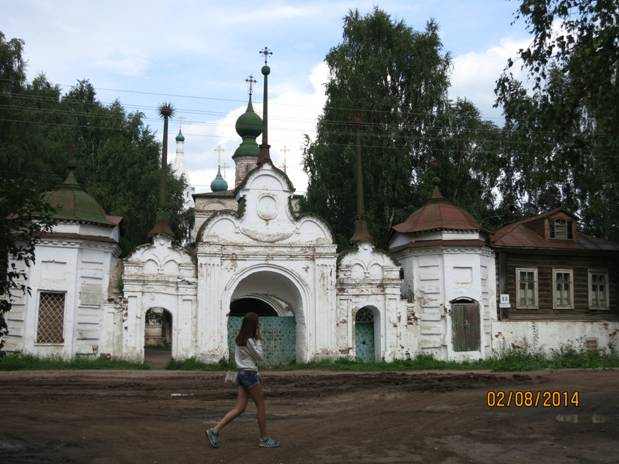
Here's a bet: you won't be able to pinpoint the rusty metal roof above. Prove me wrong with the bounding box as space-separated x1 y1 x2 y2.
392 187 481 234
492 209 619 251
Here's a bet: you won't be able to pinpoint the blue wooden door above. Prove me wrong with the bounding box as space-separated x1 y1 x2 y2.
355 322 375 362
228 316 296 366
355 307 375 362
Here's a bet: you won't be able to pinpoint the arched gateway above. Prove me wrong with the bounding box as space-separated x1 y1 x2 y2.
226 269 303 365
195 162 338 364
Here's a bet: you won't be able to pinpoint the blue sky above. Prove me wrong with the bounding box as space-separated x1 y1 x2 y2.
3 0 530 192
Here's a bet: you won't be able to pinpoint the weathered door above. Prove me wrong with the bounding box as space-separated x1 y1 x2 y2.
228 316 296 366
355 307 375 362
451 302 480 352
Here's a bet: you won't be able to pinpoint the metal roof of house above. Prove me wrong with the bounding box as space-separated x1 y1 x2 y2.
491 208 619 251
392 187 481 234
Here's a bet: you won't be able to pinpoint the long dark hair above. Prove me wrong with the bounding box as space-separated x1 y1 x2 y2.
235 312 260 346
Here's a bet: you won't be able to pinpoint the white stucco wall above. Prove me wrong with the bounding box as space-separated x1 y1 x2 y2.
391 230 497 361
197 162 338 363
491 320 619 355
5 221 120 358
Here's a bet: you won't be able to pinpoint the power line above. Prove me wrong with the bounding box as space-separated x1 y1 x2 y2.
4 101 607 141
1 78 509 123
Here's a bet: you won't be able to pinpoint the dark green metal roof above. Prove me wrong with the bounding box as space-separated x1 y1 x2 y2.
175 129 185 142
44 169 114 226
235 97 262 140
210 166 228 192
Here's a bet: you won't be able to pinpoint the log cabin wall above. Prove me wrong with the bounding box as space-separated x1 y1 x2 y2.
499 250 618 319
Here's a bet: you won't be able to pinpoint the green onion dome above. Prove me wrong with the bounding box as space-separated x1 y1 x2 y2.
210 166 228 192
43 167 112 225
234 96 263 143
175 129 185 142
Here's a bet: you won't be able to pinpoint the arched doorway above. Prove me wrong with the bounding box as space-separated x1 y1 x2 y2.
144 307 172 368
355 306 377 362
226 270 302 366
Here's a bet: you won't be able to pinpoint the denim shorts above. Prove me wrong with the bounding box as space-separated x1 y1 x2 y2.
237 369 261 391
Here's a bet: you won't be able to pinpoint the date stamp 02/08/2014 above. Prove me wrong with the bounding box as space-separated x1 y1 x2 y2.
486 390 582 408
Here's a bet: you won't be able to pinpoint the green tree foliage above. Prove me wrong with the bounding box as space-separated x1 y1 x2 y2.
495 0 618 240
0 33 55 348
302 9 503 249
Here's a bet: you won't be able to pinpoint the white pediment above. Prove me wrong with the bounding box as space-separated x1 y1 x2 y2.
125 235 195 278
201 163 333 246
338 242 400 282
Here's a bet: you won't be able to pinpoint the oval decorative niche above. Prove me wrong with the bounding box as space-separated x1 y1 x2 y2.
257 195 278 221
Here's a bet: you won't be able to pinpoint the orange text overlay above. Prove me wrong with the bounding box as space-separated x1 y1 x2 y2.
486 390 581 408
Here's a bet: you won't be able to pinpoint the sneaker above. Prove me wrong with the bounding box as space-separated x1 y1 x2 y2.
259 437 280 448
206 428 220 448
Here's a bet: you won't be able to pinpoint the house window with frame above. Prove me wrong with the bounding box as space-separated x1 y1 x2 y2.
550 219 573 240
36 292 65 344
553 269 573 309
589 270 609 310
516 268 538 309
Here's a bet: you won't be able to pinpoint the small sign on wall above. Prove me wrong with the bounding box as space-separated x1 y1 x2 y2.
499 294 511 308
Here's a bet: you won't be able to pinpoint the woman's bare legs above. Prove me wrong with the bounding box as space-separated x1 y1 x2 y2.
247 383 267 438
213 387 248 432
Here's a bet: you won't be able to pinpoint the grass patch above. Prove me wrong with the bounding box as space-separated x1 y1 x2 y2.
164 348 619 372
3 347 618 372
0 353 150 371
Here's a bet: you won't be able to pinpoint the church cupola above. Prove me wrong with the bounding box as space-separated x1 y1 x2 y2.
233 75 263 187
175 128 185 143
210 166 228 192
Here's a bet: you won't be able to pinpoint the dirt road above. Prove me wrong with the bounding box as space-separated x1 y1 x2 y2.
1 369 617 463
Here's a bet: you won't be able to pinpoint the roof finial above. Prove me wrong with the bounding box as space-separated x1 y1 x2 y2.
245 74 257 98
350 114 373 244
257 47 272 166
259 46 273 65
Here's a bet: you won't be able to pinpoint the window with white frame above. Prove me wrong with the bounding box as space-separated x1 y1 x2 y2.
553 269 574 309
589 270 609 310
36 292 65 344
516 268 538 309
549 219 573 240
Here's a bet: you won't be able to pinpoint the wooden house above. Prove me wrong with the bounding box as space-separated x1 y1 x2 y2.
492 209 619 321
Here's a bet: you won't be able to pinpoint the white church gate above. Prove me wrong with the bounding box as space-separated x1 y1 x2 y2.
196 162 338 364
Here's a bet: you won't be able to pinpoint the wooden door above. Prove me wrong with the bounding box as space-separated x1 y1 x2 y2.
451 302 480 352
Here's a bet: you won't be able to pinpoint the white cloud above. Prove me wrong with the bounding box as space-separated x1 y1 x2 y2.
449 37 529 119
96 51 149 77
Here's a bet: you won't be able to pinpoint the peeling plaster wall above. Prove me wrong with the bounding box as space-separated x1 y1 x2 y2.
336 242 408 361
5 222 120 359
391 231 498 362
121 235 197 361
491 320 619 354
197 163 338 363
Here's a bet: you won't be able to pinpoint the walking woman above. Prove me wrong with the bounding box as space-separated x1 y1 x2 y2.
206 312 280 448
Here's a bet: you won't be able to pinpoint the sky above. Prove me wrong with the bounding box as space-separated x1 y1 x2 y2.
3 0 531 194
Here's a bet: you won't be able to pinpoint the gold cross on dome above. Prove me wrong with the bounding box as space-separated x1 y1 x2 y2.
259 46 273 65
245 75 257 96
214 146 225 166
